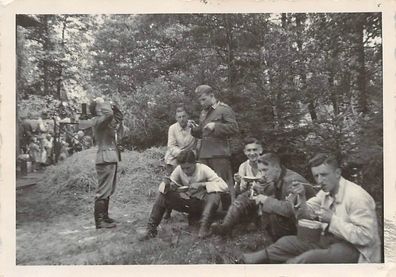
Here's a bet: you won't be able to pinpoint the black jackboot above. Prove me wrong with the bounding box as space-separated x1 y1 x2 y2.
104 198 116 223
198 193 220 238
163 208 172 220
211 198 245 236
138 194 167 241
95 199 116 229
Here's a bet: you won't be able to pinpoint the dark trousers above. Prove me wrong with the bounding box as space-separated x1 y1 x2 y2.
231 191 296 240
265 235 360 263
199 157 235 203
95 163 117 200
148 191 221 228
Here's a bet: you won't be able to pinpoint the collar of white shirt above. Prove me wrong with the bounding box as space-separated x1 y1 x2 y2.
176 122 189 131
333 177 347 204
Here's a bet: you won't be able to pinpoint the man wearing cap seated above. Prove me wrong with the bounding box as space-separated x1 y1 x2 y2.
212 151 315 242
240 153 381 263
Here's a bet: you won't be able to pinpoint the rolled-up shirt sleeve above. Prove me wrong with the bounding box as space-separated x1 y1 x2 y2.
202 166 228 193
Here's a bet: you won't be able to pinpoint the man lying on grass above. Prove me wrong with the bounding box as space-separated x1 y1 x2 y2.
212 152 316 242
239 153 381 263
138 150 229 240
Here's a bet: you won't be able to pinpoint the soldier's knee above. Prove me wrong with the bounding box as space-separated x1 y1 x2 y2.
286 250 317 264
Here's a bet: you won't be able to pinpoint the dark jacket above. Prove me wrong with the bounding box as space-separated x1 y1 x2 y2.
191 102 238 159
93 102 119 164
260 168 315 218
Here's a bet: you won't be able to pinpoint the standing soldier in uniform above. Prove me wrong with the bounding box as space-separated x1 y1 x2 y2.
90 97 126 229
189 85 239 204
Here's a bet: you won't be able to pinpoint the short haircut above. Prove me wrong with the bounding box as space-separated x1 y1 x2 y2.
176 150 196 164
243 137 262 147
308 153 339 169
195 84 214 97
259 153 281 167
175 106 187 114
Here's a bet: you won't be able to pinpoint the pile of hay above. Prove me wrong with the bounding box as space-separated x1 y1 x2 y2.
36 147 166 215
41 148 98 195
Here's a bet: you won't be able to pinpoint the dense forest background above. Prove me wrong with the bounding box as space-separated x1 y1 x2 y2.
16 13 383 206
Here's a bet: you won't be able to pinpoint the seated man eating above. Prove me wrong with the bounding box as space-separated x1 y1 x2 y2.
212 151 315 241
138 150 228 240
233 137 265 196
240 153 381 263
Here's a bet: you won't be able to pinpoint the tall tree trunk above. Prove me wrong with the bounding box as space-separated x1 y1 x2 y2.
295 13 317 121
57 16 68 100
224 14 235 90
355 15 368 114
42 15 50 96
329 73 339 115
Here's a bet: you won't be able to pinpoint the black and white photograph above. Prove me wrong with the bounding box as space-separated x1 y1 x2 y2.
2 0 396 275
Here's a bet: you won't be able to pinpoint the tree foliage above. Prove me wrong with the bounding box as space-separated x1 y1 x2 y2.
17 13 383 202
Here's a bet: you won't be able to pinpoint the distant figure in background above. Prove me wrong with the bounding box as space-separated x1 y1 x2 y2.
163 106 197 219
190 84 239 205
44 134 54 164
90 97 126 229
28 136 40 172
79 130 93 150
20 118 34 153
72 131 83 153
38 135 48 166
58 136 70 161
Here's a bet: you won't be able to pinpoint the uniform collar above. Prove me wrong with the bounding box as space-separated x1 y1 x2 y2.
211 101 220 110
275 166 287 189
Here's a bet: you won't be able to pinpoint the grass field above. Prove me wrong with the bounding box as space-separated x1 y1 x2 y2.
16 147 272 265
16 147 395 265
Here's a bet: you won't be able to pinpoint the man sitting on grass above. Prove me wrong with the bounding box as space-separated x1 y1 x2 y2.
212 152 315 242
239 153 381 263
138 150 229 240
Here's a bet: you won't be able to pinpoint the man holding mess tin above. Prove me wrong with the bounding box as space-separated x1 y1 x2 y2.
138 150 229 240
240 153 381 263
